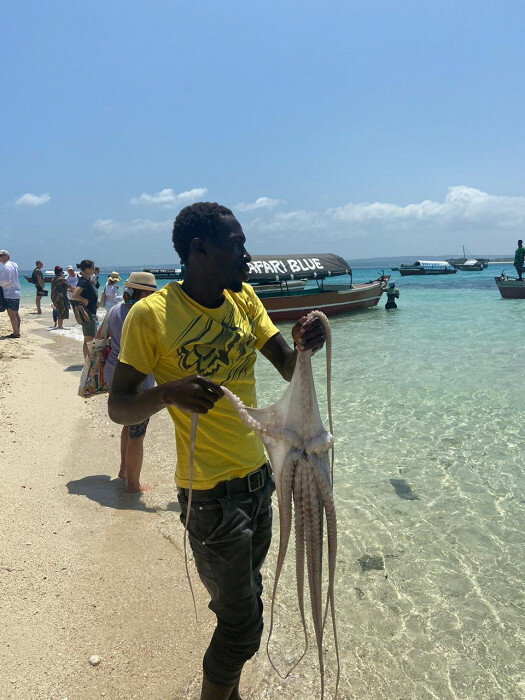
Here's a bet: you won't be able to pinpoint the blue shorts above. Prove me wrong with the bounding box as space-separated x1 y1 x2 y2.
4 298 20 311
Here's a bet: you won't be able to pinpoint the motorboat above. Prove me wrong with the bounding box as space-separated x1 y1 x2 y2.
143 268 182 279
398 260 457 276
24 270 56 284
247 254 388 320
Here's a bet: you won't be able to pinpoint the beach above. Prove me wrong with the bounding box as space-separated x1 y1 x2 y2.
2 270 525 699
0 309 214 700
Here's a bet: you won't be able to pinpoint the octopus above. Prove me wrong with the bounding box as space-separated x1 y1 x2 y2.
185 310 339 698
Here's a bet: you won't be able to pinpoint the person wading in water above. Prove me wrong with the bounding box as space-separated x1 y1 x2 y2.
108 202 325 699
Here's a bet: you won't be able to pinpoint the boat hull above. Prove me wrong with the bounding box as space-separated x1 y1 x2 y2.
260 280 386 321
24 275 54 284
494 278 525 299
399 268 457 276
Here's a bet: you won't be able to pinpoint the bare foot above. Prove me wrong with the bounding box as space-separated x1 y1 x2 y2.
126 481 150 493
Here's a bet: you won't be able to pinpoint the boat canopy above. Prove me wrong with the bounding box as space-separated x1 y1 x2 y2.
247 253 351 282
416 260 453 268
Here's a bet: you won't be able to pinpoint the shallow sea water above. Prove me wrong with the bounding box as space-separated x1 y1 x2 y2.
249 268 524 699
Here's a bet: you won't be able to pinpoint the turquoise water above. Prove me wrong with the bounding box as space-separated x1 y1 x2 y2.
23 265 524 697
248 267 524 699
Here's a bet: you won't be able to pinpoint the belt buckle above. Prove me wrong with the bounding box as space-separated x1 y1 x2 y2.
247 469 264 492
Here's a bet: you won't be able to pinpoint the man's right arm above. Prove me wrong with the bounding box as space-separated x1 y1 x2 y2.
108 360 223 425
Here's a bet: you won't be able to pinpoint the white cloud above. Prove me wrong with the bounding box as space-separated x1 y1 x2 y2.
244 187 525 256
15 193 51 207
234 197 281 212
93 218 172 240
131 187 208 208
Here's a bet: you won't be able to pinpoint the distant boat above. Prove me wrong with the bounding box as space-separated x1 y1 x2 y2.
399 260 457 276
494 270 525 299
24 270 56 284
448 246 489 270
143 268 181 279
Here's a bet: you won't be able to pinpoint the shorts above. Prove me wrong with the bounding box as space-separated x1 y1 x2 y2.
128 419 149 439
81 311 98 338
4 298 20 311
36 288 48 297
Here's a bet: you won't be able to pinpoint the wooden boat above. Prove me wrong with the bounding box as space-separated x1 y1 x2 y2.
448 246 489 270
251 279 307 296
24 271 55 284
142 267 182 279
247 254 388 320
399 260 457 276
494 271 525 299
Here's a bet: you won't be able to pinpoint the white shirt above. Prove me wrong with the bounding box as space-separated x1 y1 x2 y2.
104 281 119 303
0 261 21 299
66 273 78 300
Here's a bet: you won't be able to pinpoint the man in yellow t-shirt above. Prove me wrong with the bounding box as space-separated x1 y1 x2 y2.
109 202 325 699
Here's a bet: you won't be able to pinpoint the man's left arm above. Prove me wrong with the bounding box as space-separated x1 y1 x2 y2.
260 315 326 382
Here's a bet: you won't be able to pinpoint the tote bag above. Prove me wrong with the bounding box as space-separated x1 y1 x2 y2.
78 314 111 398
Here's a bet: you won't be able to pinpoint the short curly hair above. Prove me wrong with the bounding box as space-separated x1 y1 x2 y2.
172 202 234 263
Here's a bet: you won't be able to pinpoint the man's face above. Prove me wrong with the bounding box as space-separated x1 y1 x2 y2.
37 262 43 269
207 217 251 293
0 255 7 264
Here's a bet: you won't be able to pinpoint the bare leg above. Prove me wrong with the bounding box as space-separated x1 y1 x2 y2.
57 318 64 329
82 334 94 358
6 309 20 336
125 435 149 493
36 295 42 314
119 426 128 478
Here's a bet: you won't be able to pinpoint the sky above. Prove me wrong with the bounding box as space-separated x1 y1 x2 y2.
1 0 524 268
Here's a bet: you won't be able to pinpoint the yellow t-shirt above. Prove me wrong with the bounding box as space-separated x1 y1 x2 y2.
119 281 279 488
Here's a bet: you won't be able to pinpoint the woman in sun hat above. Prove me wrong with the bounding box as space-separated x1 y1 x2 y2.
103 270 121 311
96 271 157 493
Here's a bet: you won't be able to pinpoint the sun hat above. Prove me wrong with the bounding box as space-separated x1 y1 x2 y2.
108 271 121 281
124 271 157 292
67 265 75 271
0 249 10 257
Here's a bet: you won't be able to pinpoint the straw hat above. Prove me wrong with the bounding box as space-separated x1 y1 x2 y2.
108 271 121 282
124 271 157 292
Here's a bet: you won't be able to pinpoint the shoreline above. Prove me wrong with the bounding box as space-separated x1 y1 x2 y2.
1 308 215 699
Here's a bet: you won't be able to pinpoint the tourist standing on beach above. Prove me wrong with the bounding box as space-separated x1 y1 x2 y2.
97 272 157 493
91 266 100 290
0 249 21 338
72 260 98 357
103 271 121 310
31 260 46 315
514 239 525 281
65 266 78 303
108 202 325 699
50 266 70 329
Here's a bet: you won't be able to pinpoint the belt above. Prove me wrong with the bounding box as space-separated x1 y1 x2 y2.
178 462 272 500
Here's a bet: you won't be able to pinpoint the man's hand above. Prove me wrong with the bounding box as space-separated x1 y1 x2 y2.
291 315 326 354
160 375 223 414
